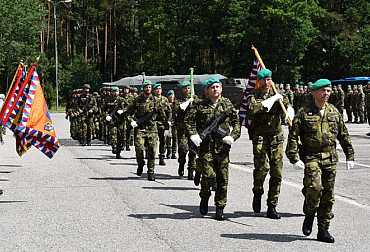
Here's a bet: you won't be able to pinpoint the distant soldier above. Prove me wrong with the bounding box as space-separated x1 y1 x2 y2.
366 82 370 135
165 90 177 159
285 84 294 106
77 84 97 146
130 87 138 98
286 79 354 243
356 85 365 123
336 84 345 115
293 84 300 112
121 84 134 150
352 85 359 123
187 77 240 220
125 80 168 181
344 85 353 123
153 83 171 165
104 87 125 158
248 69 294 219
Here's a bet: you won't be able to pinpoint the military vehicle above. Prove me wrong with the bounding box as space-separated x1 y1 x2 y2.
102 74 248 107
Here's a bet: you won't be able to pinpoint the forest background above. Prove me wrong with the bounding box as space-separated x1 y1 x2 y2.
0 0 369 108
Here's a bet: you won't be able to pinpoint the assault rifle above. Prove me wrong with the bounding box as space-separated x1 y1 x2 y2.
109 99 123 119
77 97 92 117
129 109 158 130
189 108 232 154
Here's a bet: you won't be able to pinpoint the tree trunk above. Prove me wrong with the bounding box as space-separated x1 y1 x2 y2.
113 6 117 80
104 10 108 80
85 14 89 64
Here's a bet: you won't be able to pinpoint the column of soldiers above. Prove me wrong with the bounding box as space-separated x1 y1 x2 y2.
344 84 367 124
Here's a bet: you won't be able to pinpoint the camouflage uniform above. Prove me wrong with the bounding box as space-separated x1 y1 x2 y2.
344 88 353 122
352 88 359 122
286 100 354 230
187 96 240 208
77 92 97 145
105 96 125 155
121 92 134 149
366 88 370 126
125 94 167 176
248 88 290 208
154 95 172 160
336 87 345 115
166 99 178 158
356 88 365 123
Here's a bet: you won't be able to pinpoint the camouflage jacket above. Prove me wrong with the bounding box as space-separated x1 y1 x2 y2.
336 89 345 107
366 90 370 108
344 90 353 107
105 96 125 122
175 95 201 128
187 96 240 154
125 94 167 132
286 90 294 105
154 95 171 129
77 93 97 116
351 90 358 106
286 100 354 165
121 93 134 108
355 90 365 106
247 88 290 136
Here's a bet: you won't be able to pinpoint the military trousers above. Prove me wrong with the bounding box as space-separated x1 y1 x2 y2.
252 133 284 208
165 126 177 154
110 121 124 153
303 161 336 230
199 151 229 208
80 115 94 141
157 128 166 158
367 107 370 125
135 129 157 174
345 107 353 122
177 128 196 170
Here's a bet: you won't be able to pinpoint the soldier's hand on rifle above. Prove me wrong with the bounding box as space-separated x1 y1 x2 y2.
293 160 305 170
117 109 124 115
106 115 112 122
261 94 283 112
130 121 138 128
88 109 93 113
164 130 170 137
346 160 354 171
222 136 234 145
190 134 202 147
168 121 172 127
285 106 295 123
79 109 83 113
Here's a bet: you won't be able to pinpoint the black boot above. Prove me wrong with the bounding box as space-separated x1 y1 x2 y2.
266 207 281 219
112 149 117 154
171 153 177 159
81 140 86 146
187 169 194 180
159 157 166 166
137 165 144 176
317 229 335 243
211 179 217 191
178 164 184 177
200 198 209 215
215 207 226 221
166 149 171 159
147 173 156 181
126 144 130 151
87 140 91 146
116 152 121 159
302 215 315 236
194 172 201 186
366 132 370 136
0 189 3 195
252 194 262 213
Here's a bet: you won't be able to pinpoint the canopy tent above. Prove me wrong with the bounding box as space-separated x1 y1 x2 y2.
331 77 370 83
102 74 227 86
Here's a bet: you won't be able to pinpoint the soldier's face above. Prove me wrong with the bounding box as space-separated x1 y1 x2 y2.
168 93 175 102
132 91 138 97
182 86 191 97
154 86 162 96
83 88 89 94
143 85 152 96
207 83 222 99
124 88 130 94
312 87 331 103
112 90 119 97
259 77 272 93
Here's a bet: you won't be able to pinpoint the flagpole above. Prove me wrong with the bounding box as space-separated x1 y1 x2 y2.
189 67 194 98
252 46 292 127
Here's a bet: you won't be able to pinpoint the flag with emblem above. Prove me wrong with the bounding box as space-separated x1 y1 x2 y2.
238 57 262 127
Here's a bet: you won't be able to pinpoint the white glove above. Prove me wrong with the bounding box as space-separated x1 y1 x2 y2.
346 161 354 171
168 121 172 127
164 130 170 137
117 109 123 114
285 106 295 123
106 115 112 122
293 160 305 170
190 134 202 147
180 97 194 111
222 136 234 145
130 121 138 128
261 94 283 112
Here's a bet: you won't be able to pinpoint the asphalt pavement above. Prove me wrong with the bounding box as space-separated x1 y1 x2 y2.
0 112 369 251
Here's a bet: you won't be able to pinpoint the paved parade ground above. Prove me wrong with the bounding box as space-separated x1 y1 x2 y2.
1 112 370 251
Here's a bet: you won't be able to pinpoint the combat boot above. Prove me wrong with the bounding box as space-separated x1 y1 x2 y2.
116 152 121 159
126 144 130 151
81 140 86 146
317 229 335 243
159 157 166 166
137 165 144 176
187 169 194 180
200 198 209 215
366 132 370 136
112 149 117 154
147 173 156 181
215 207 226 221
266 207 281 219
302 215 315 236
87 140 91 146
252 193 262 213
194 172 201 186
171 153 177 159
0 189 3 195
178 164 184 177
166 149 171 159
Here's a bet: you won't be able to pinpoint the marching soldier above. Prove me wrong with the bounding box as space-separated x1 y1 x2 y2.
352 85 359 123
356 85 365 123
247 69 294 219
344 85 353 123
336 84 345 115
286 79 354 243
165 90 177 159
153 83 171 165
125 80 168 181
187 77 240 220
366 82 370 135
121 84 134 150
77 84 97 146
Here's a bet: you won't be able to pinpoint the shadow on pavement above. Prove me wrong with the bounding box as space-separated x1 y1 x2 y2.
0 200 28 204
237 211 303 218
221 233 311 242
128 204 203 220
0 164 22 168
142 186 198 191
89 176 141 181
0 179 9 181
0 171 12 174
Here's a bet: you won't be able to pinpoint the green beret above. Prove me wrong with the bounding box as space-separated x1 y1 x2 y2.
299 85 303 88
257 69 272 79
181 81 191 88
123 84 130 89
311 79 331 91
286 83 290 86
275 83 279 87
153 83 162 89
347 85 351 88
139 87 143 92
368 81 370 85
202 78 222 89
167 90 175 96
83 84 90 89
142 80 152 87
295 84 299 87
358 84 362 87
111 86 119 92
338 84 342 87
308 82 313 85
353 85 357 87
279 83 284 86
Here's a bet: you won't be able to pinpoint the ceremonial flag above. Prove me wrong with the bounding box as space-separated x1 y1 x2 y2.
238 57 262 127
